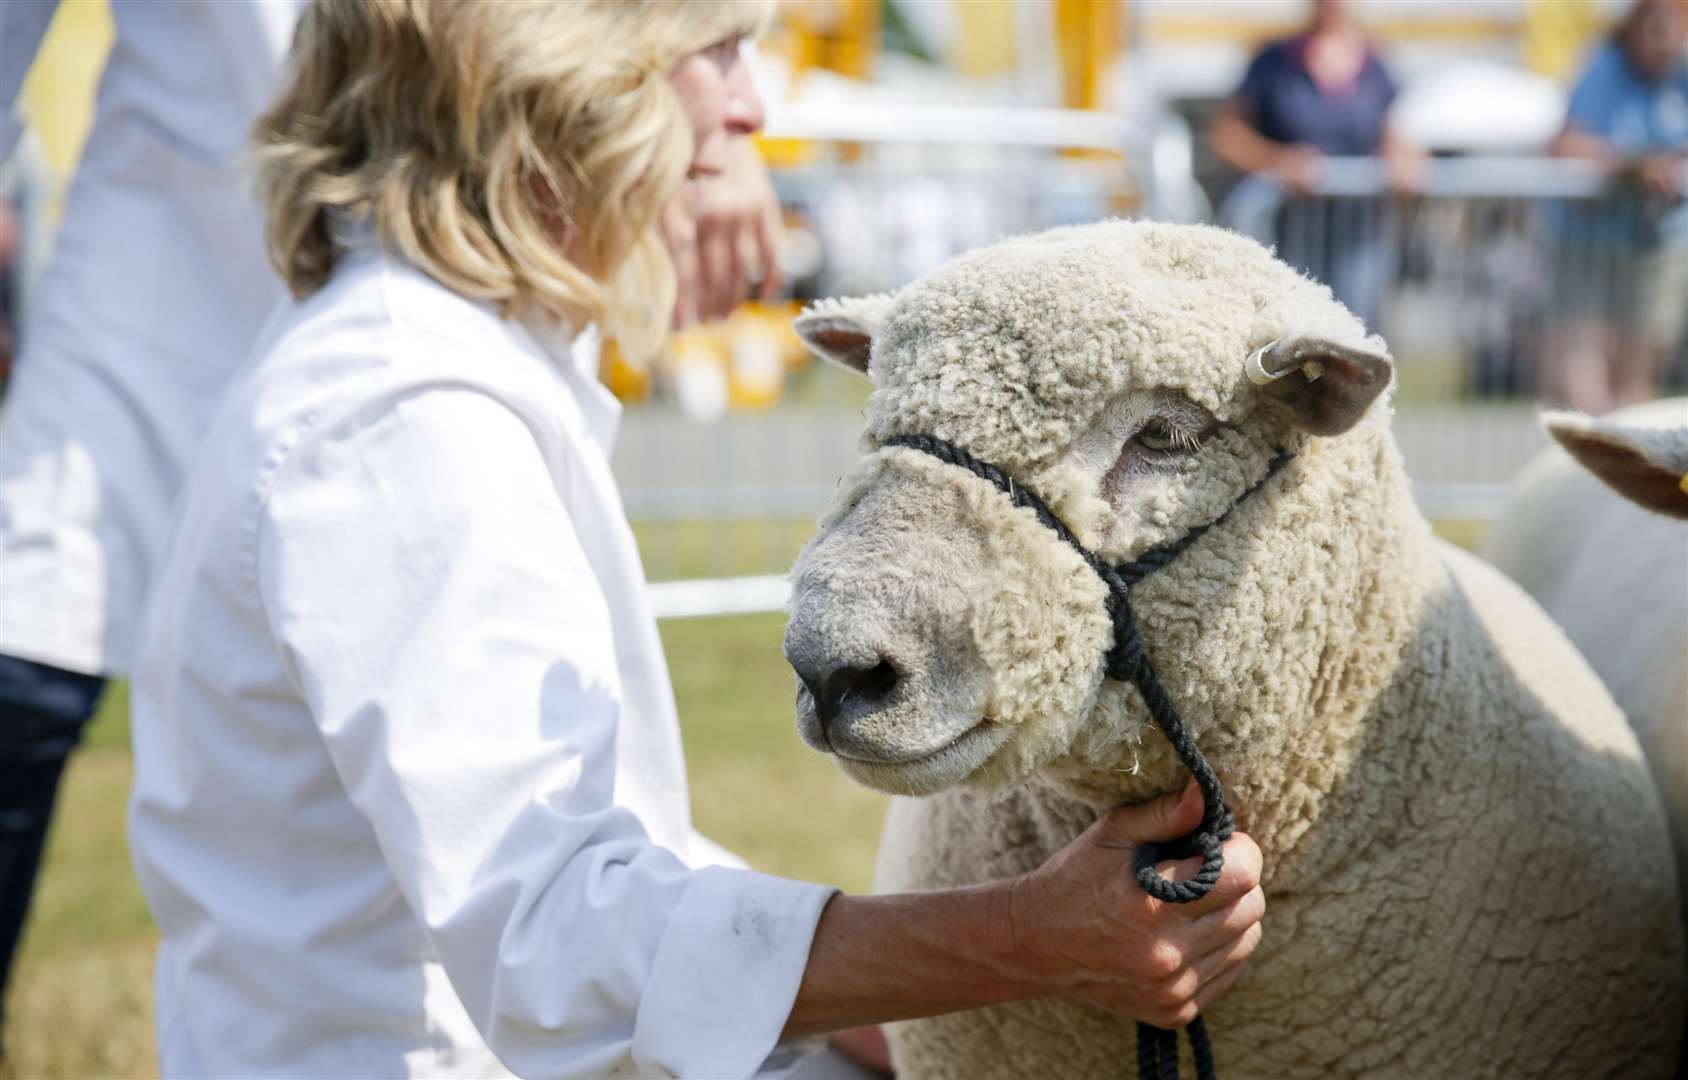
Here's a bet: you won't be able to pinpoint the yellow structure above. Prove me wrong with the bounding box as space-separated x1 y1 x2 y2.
602 302 808 413
1522 0 1601 83
758 0 882 170
19 0 113 217
1053 0 1123 112
776 0 880 80
951 0 1019 78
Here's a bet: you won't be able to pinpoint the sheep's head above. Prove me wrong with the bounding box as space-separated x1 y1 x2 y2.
783 221 1397 801
1543 406 1688 520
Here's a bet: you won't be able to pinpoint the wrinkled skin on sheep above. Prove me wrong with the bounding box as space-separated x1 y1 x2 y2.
784 221 1685 1079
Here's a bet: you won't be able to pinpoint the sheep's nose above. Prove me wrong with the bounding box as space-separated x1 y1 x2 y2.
797 657 901 737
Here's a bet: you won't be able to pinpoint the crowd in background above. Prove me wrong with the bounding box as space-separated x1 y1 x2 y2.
1205 0 1687 411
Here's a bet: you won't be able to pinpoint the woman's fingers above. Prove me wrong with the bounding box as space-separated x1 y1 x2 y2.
1192 957 1251 1015
699 224 736 321
1171 832 1262 919
1147 897 1264 1014
722 224 748 318
661 204 701 329
1191 918 1263 986
1188 885 1266 953
754 203 784 300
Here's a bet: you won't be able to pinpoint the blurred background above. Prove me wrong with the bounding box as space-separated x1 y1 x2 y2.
2 1 1683 1075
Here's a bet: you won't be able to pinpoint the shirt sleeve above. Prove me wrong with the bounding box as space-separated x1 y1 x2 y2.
1231 42 1281 127
254 382 835 1079
1372 51 1400 112
1565 45 1620 136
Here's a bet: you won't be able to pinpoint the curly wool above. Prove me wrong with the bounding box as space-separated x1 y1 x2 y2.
790 221 1685 1078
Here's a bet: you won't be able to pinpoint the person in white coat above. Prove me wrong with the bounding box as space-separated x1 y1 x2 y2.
126 1 1268 1076
0 0 305 1034
0 0 783 1041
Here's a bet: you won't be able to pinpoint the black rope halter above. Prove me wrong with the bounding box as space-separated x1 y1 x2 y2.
882 433 1294 1080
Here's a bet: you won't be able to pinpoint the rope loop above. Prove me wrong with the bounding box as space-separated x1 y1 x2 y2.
1133 831 1226 904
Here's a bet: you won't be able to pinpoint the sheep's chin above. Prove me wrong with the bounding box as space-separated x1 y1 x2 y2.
832 720 1012 796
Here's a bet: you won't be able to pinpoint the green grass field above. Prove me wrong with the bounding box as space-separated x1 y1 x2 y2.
1 522 1489 1078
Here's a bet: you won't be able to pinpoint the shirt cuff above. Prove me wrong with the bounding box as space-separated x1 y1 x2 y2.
633 866 837 1079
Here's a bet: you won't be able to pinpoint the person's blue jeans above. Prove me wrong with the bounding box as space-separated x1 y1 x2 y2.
0 654 105 1033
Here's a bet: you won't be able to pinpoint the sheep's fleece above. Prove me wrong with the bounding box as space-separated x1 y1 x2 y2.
784 222 1685 1078
1484 398 1688 963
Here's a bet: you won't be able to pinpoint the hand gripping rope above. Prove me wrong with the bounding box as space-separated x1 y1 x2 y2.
882 433 1294 1080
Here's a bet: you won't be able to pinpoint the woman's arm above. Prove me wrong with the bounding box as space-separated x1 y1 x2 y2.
786 784 1264 1036
1208 99 1323 195
1550 48 1630 172
1550 122 1622 168
1379 120 1427 194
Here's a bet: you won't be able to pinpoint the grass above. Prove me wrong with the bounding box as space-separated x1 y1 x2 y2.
631 518 816 582
1 521 1488 1078
661 615 889 890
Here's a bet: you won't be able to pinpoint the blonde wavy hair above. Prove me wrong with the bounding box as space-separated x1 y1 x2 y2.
256 0 771 358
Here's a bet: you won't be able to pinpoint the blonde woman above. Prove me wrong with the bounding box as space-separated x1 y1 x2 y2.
127 2 1266 1076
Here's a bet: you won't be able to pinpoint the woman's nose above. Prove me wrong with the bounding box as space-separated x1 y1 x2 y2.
724 52 765 136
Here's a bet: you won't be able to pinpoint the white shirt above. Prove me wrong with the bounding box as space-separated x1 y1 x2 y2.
0 0 304 675
127 236 834 1078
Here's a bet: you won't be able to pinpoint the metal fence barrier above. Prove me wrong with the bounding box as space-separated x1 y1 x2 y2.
1221 156 1688 403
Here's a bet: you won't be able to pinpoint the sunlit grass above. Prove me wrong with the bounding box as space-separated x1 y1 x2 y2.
631 518 817 582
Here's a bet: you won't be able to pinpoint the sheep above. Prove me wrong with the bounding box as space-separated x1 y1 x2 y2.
1483 398 1688 945
781 220 1685 1079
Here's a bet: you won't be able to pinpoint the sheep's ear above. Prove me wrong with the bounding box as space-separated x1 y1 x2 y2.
793 293 894 378
1248 336 1393 436
1545 410 1688 520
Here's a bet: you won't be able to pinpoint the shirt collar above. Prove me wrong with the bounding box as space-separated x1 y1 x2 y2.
515 311 622 455
328 209 625 455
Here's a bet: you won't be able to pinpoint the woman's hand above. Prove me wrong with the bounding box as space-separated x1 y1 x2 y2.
660 137 783 328
783 784 1264 1039
1004 783 1266 1029
1633 153 1687 199
1271 144 1324 197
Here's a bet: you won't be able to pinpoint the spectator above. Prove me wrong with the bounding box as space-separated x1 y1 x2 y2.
1544 0 1688 413
0 2 808 1055
1208 0 1423 328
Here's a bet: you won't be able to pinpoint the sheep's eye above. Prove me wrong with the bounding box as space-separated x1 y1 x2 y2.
1136 419 1184 453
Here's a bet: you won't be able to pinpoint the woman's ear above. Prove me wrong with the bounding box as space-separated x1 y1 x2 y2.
793 293 895 379
1247 336 1394 436
1545 410 1688 520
